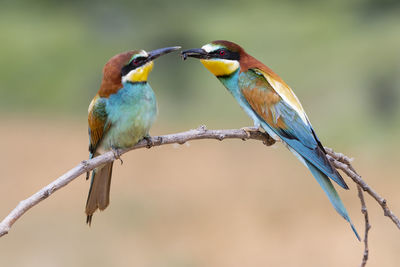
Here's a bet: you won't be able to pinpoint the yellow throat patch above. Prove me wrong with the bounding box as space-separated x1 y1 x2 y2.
200 59 239 76
124 61 154 83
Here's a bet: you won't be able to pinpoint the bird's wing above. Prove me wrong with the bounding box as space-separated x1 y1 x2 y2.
240 67 347 188
88 94 110 157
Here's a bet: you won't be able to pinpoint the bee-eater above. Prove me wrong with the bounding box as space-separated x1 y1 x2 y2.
86 46 181 225
182 40 359 240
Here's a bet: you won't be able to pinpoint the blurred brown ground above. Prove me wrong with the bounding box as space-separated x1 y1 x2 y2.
0 115 399 267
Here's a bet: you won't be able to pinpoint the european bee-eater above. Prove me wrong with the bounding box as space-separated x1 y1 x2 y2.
182 40 359 240
86 46 180 225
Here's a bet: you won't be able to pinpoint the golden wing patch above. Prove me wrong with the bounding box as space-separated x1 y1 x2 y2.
241 87 287 129
252 68 308 124
88 95 109 154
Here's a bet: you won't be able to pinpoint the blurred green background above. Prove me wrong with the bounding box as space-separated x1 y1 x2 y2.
1 0 400 146
0 0 399 266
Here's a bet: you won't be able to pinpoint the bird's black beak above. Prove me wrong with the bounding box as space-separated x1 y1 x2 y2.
181 48 209 60
147 46 181 61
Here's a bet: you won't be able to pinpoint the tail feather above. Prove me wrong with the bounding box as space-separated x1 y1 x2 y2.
85 162 113 226
305 160 360 241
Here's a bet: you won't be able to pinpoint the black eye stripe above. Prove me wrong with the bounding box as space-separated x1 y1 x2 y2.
121 57 148 76
131 56 146 65
121 64 131 77
212 49 240 60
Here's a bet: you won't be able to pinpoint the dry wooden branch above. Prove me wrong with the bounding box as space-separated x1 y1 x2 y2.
0 126 274 237
357 186 371 267
0 126 398 267
325 148 400 229
325 147 400 266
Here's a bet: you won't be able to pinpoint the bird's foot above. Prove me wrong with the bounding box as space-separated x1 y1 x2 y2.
241 126 260 138
112 147 123 165
263 135 278 146
143 135 154 149
81 160 91 180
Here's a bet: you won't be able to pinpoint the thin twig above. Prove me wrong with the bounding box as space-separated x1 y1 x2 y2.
0 127 398 267
326 147 400 267
325 148 400 229
0 126 274 237
357 185 371 267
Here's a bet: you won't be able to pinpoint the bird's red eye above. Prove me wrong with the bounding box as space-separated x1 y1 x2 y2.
133 59 139 65
219 50 226 56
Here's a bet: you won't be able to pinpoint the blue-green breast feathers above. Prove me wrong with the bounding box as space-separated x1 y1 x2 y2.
88 82 157 154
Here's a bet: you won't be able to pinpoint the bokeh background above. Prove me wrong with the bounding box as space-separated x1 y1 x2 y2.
1 0 399 266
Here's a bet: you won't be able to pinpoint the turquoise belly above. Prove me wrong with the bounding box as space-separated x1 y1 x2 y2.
101 82 157 150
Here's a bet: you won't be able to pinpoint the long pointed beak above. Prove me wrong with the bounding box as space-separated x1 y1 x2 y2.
147 46 181 61
181 48 208 60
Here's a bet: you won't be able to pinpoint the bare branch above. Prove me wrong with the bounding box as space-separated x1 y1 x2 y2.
357 185 371 267
325 148 400 229
325 147 400 267
0 126 274 237
0 124 398 267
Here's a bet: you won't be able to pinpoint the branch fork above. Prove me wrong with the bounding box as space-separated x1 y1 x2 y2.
0 126 398 267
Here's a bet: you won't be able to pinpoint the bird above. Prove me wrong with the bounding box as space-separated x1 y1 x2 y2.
181 40 360 240
86 46 181 225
